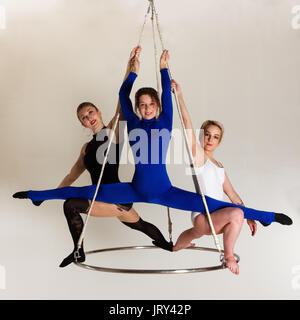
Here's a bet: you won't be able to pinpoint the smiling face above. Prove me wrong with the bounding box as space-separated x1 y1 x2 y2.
138 94 159 120
77 105 102 131
203 125 222 153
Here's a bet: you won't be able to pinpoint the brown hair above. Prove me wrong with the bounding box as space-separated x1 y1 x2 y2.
76 102 99 122
134 87 162 116
201 120 224 143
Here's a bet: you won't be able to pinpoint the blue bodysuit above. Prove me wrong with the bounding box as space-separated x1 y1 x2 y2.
27 69 275 224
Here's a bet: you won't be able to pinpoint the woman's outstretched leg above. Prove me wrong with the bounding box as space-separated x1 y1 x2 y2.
14 184 293 225
13 183 142 204
157 186 292 226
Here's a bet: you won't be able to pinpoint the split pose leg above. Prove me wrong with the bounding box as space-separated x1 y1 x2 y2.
14 183 292 225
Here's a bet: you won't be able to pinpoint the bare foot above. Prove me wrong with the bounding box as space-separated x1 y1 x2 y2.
225 256 239 275
173 242 195 252
187 243 196 248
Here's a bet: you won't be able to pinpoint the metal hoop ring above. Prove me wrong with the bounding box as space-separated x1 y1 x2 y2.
74 245 240 274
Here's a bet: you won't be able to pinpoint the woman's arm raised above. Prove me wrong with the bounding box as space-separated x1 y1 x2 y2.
107 46 141 142
171 79 204 166
159 50 173 127
119 46 141 122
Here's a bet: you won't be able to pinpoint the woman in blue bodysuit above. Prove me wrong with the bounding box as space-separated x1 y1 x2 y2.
13 47 292 227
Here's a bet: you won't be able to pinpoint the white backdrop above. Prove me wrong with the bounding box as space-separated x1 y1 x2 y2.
0 0 300 299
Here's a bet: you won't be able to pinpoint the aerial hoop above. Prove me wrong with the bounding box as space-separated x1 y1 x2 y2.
74 246 240 274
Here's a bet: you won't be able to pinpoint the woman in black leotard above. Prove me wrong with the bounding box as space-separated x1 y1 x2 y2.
23 47 173 268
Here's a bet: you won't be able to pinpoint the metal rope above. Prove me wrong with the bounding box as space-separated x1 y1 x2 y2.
149 0 222 256
167 207 173 243
149 2 172 241
151 4 161 99
137 2 151 47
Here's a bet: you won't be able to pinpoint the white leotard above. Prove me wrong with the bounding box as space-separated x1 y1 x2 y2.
191 157 225 224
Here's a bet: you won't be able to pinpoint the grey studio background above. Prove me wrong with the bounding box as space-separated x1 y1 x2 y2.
0 0 300 299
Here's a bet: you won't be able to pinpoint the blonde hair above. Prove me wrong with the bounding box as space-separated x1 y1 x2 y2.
200 120 224 143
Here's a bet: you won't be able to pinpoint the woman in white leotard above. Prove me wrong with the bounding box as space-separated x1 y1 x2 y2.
190 145 226 223
171 80 257 275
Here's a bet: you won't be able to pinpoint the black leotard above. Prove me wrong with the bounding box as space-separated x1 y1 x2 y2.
84 127 120 185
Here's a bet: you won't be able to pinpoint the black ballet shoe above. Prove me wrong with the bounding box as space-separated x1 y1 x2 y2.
259 221 271 227
32 200 43 206
152 240 174 252
13 191 43 206
260 213 292 227
274 213 293 225
59 248 85 268
13 191 28 199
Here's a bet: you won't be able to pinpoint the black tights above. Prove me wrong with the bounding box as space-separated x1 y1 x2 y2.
121 219 173 251
60 198 173 268
59 198 89 268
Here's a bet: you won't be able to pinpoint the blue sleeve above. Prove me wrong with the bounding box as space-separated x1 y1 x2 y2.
119 72 138 122
160 68 173 127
